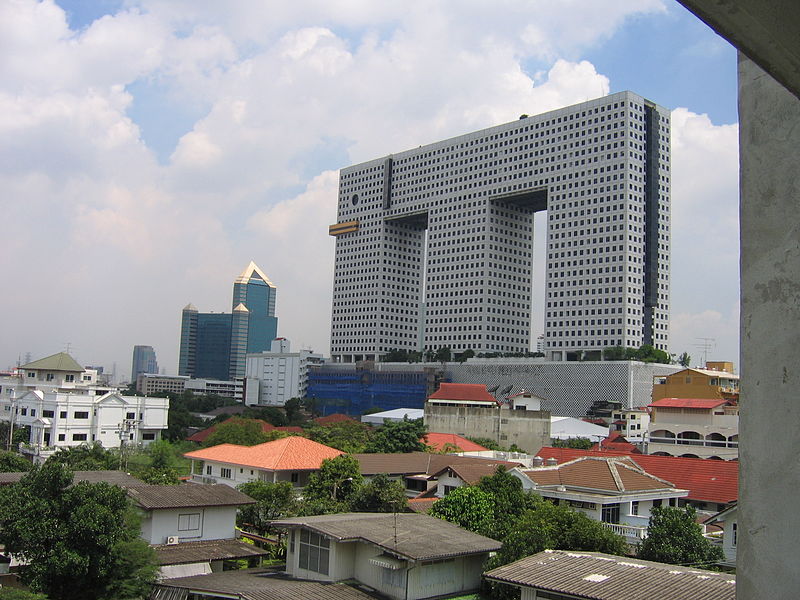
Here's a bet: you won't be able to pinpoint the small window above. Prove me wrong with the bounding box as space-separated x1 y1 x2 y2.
20 408 27 416
126 412 135 420
30 409 35 417
46 373 54 381
59 411 67 419
43 410 54 418
221 467 232 479
178 513 201 531
206 465 212 475
58 434 66 441
142 433 155 441
65 374 75 382
72 433 87 441
291 472 299 483
652 499 662 509
74 411 89 419
27 372 35 378
732 522 737 546
631 501 639 516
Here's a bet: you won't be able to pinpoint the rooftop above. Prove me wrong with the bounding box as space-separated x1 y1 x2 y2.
184 436 343 471
354 451 520 477
235 261 276 287
590 431 642 454
484 550 735 600
431 461 514 486
21 352 84 373
428 383 496 403
127 483 255 509
313 413 359 426
153 539 269 566
421 432 489 452
649 398 733 409
270 512 501 561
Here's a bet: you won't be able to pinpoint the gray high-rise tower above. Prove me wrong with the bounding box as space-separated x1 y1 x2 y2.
131 345 158 382
329 91 670 362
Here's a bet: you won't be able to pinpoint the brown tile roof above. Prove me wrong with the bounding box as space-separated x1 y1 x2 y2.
354 451 519 476
406 498 437 513
0 470 143 487
523 457 676 493
431 462 511 486
313 414 358 426
484 550 736 600
152 568 380 600
270 512 501 561
649 398 732 409
428 383 496 403
127 483 255 509
184 437 343 471
153 539 269 565
535 447 739 504
421 433 489 452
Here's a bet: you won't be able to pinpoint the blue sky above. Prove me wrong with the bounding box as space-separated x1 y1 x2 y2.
1 0 740 377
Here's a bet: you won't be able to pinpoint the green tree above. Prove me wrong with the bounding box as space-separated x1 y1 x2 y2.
476 466 539 539
0 589 49 600
350 473 408 513
283 398 307 426
434 346 452 363
0 450 32 472
364 417 426 453
457 349 475 363
203 419 269 448
241 406 288 427
302 455 363 514
637 506 724 567
45 443 118 470
678 352 692 367
551 437 594 449
0 463 158 600
237 481 299 536
306 421 372 453
134 467 181 485
429 486 495 536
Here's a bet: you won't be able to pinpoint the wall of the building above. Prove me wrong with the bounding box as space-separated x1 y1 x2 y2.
190 460 312 489
424 405 550 455
139 506 238 545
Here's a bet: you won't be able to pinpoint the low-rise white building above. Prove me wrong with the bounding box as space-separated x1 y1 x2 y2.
647 397 739 459
244 338 323 407
0 353 115 400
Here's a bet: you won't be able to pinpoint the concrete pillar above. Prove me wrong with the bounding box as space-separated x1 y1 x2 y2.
738 53 800 597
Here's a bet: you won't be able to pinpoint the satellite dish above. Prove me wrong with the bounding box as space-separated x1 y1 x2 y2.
501 384 514 395
487 385 499 393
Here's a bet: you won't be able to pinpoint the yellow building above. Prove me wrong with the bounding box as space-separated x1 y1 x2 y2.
652 363 739 402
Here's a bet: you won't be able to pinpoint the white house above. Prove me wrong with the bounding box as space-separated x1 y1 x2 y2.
647 397 739 459
0 352 115 399
705 501 738 567
270 512 501 600
243 338 323 407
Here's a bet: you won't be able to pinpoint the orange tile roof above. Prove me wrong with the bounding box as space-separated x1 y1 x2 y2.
187 418 275 443
428 383 496 403
535 447 738 504
184 436 343 471
649 398 732 409
422 433 489 452
524 457 674 493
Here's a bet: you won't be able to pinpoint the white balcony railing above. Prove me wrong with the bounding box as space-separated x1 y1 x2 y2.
601 522 649 540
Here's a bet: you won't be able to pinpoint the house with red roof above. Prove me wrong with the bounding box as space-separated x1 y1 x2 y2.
427 383 498 406
184 436 343 488
421 433 488 453
590 431 642 454
534 446 738 512
647 397 739 460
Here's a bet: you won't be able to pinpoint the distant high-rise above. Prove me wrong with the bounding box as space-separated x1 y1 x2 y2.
131 345 158 383
329 91 670 362
179 262 278 381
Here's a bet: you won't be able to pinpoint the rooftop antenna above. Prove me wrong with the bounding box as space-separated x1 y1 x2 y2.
693 337 715 367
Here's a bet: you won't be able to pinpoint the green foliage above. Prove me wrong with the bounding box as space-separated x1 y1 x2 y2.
364 417 426 453
203 419 270 448
637 506 724 567
237 481 299 536
350 473 408 513
602 344 672 364
241 406 288 427
134 467 181 485
429 487 495 536
306 421 372 453
476 467 539 539
457 349 475 363
0 589 50 600
380 349 423 363
12 426 30 447
303 455 363 510
551 437 594 450
434 347 452 363
0 463 158 600
0 450 32 472
45 443 118 471
678 352 692 367
163 391 237 441
283 398 307 426
468 437 502 451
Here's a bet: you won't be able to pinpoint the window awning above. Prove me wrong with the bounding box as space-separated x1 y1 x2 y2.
369 555 407 570
159 562 212 579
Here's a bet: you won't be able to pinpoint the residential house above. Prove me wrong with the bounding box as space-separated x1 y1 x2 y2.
647 397 739 459
484 549 735 600
535 447 738 513
705 501 738 567
520 456 688 543
429 462 529 498
127 483 268 578
590 431 642 454
607 406 650 442
184 436 344 488
421 432 488 453
424 383 551 455
651 365 739 402
270 512 501 600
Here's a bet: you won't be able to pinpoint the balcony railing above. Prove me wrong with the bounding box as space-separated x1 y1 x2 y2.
602 522 649 540
648 436 738 448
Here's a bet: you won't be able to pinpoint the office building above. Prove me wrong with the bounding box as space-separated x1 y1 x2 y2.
179 262 278 381
329 91 670 362
244 338 323 407
131 345 158 383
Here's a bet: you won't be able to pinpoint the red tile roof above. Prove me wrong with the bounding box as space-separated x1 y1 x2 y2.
428 383 496 403
523 457 675 493
422 433 489 453
535 447 738 505
648 398 732 409
187 418 275 443
590 431 642 454
183 436 343 471
313 414 358 426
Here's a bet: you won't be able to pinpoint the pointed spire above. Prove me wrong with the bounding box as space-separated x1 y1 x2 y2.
183 303 198 312
233 303 250 312
235 261 275 287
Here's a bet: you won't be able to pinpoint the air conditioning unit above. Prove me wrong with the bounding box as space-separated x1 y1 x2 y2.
166 536 180 545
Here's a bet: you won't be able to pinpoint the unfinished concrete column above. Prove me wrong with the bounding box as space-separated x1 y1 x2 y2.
738 53 800 597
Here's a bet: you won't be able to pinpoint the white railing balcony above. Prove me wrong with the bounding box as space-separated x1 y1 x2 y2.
602 522 649 540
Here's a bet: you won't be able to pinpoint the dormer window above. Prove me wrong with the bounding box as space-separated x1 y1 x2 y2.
65 374 75 382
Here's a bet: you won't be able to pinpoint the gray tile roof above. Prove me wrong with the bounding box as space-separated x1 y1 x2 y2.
484 550 736 600
270 512 501 561
127 483 255 509
152 539 269 565
0 470 143 487
151 568 382 600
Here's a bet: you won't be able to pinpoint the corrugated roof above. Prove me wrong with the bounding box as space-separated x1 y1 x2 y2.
354 452 520 476
523 457 676 494
649 398 732 409
184 436 343 471
421 433 489 453
153 539 269 565
270 513 501 561
484 550 735 600
21 352 84 372
535 447 738 504
428 383 496 403
127 483 255 509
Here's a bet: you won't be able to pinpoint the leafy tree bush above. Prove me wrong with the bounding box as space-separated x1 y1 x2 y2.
302 455 363 513
0 463 158 600
0 450 32 472
237 481 299 536
202 419 270 448
45 443 118 470
551 437 594 449
349 473 408 513
429 487 495 536
364 418 426 453
306 421 372 453
637 506 724 568
0 589 50 599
